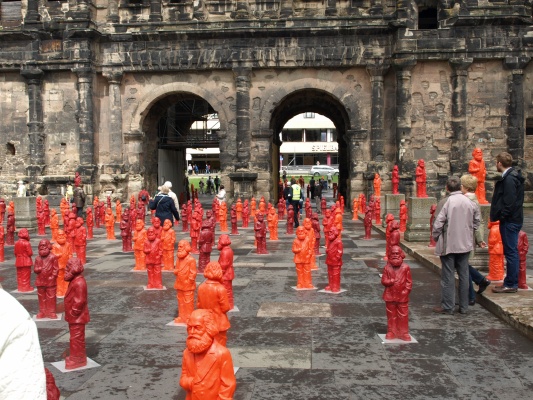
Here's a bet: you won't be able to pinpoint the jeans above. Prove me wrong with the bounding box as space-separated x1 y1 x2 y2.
468 264 485 302
440 252 470 312
500 221 522 289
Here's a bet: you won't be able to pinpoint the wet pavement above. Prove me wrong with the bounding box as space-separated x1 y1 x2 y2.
1 195 533 399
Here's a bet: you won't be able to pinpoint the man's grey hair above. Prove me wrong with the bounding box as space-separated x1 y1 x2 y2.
446 176 461 192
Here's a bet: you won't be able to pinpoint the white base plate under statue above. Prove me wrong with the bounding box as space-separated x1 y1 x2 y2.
291 286 318 291
162 269 174 273
318 289 347 295
12 288 37 294
143 286 167 291
33 313 63 322
131 268 146 273
50 357 100 373
228 306 240 313
518 286 532 291
166 320 187 327
378 334 418 344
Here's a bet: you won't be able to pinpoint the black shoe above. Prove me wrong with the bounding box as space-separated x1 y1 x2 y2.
492 286 517 293
477 279 491 295
433 306 454 315
468 299 475 306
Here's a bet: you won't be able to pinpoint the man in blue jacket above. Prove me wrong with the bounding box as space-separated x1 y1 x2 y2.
490 152 525 293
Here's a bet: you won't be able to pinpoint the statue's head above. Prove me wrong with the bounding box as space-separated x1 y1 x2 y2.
328 226 339 242
418 159 425 167
178 239 192 258
147 227 156 241
18 228 29 241
472 148 483 160
136 219 145 231
204 261 223 282
296 226 307 240
38 239 52 258
153 217 161 228
56 230 66 245
186 309 218 354
389 245 405 268
76 217 84 228
65 257 84 282
163 219 172 230
217 234 231 251
304 218 312 230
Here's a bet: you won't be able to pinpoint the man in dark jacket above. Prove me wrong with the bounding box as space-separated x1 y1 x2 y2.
149 185 180 226
490 152 525 293
73 186 86 218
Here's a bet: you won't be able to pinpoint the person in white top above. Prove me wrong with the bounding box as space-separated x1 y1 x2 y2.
216 185 226 204
163 181 180 212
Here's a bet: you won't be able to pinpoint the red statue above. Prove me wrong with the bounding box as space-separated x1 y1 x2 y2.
364 206 373 240
415 159 428 198
98 201 106 228
384 214 395 261
486 221 504 281
277 197 285 219
312 213 321 256
174 240 197 324
152 216 162 238
181 204 189 232
6 210 15 246
45 367 61 400
267 207 279 240
120 208 133 252
321 198 327 215
399 200 407 233
381 245 412 341
198 221 214 274
115 200 122 224
374 197 382 225
230 204 239 235
136 202 146 224
236 198 243 221
74 217 87 265
292 226 313 289
242 199 250 228
286 205 295 234
518 230 529 290
144 227 163 289
161 219 176 271
37 207 46 236
217 234 235 310
43 199 50 227
189 210 201 255
34 239 59 319
86 207 94 239
0 226 4 262
52 230 71 297
323 209 332 249
359 193 366 214
50 209 59 243
197 261 231 346
250 197 257 218
138 188 150 211
179 309 236 399
0 198 5 224
325 226 343 292
64 258 90 369
429 204 437 247
93 197 100 228
392 165 400 195
14 228 34 292
67 212 77 251
352 197 359 220
133 219 147 271
468 148 488 204
254 213 268 254
105 207 116 240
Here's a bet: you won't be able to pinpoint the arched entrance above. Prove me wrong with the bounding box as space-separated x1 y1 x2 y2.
269 89 351 200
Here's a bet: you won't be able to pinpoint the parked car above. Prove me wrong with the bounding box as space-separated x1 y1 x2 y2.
310 165 339 176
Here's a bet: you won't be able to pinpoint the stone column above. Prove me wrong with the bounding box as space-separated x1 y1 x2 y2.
21 68 45 178
449 58 473 175
504 56 531 166
280 0 294 18
367 63 389 162
325 0 337 16
103 71 124 165
234 67 252 171
392 57 416 171
75 67 97 182
345 129 368 202
24 0 40 23
107 0 119 22
149 0 162 22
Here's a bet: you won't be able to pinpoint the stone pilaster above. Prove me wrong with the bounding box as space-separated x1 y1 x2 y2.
367 64 389 162
149 0 162 22
504 56 531 166
107 0 119 22
449 58 473 175
392 57 416 171
345 129 368 201
103 71 124 165
280 0 293 18
234 0 250 19
404 197 437 242
24 0 40 24
234 67 252 171
251 129 274 201
21 68 45 178
75 67 97 183
325 0 337 16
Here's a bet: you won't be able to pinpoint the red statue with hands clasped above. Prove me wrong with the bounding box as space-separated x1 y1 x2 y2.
144 227 163 289
381 245 412 341
218 234 235 310
197 261 231 346
292 226 313 289
64 258 90 370
34 239 59 319
179 309 236 399
174 240 197 324
325 227 343 292
0 198 5 224
14 228 34 292
518 230 529 290
161 219 176 271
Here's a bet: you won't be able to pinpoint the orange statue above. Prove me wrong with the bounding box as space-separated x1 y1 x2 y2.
179 309 236 399
115 200 122 224
133 219 147 271
250 197 257 218
14 228 34 292
399 200 407 233
219 202 228 232
352 198 359 220
415 159 428 198
359 194 366 214
486 221 504 281
52 229 72 297
105 208 116 240
86 207 94 239
518 230 529 290
92 196 100 228
60 198 69 226
304 218 318 271
236 198 243 221
50 209 59 242
292 226 313 289
161 219 176 271
74 217 87 265
468 148 488 204
325 226 343 292
259 196 267 214
197 261 231 346
267 207 279 240
34 239 59 319
381 245 412 341
242 199 250 228
144 227 163 289
37 206 46 236
230 204 239 235
217 234 235 310
174 240 197 324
